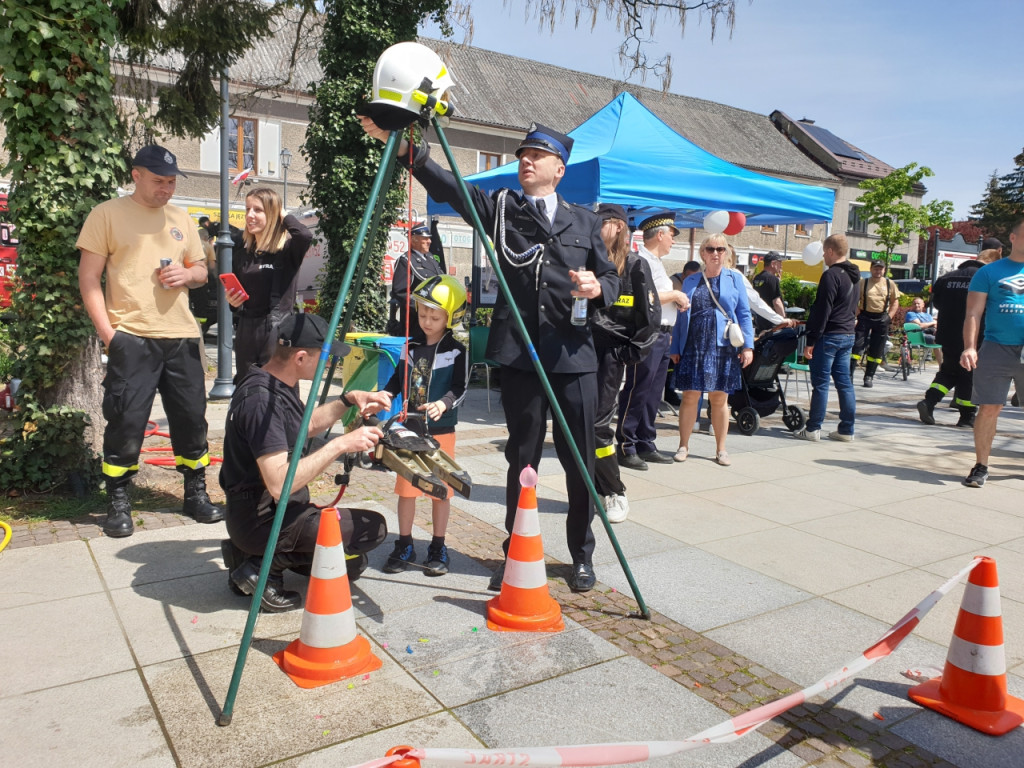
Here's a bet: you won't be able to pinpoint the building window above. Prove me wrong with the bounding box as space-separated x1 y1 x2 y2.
228 117 257 174
477 151 502 173
760 225 777 235
848 204 868 235
794 224 811 237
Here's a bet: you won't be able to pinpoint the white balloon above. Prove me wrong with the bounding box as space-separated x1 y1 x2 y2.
802 241 824 266
703 210 729 234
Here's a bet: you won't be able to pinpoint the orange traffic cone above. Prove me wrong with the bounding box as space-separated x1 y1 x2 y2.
487 466 564 633
908 556 1024 735
273 508 382 688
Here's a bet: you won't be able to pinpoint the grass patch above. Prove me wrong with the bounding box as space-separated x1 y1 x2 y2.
1 486 181 524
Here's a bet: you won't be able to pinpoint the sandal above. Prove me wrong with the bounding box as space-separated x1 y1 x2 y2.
715 451 731 466
673 446 688 462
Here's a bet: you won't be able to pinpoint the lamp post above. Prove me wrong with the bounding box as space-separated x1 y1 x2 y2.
280 147 292 209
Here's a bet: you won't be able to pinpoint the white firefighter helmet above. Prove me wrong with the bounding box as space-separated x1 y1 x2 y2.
364 42 454 130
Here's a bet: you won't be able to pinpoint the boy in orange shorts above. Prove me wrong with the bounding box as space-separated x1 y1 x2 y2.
382 275 468 576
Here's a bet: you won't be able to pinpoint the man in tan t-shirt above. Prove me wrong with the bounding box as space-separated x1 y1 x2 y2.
77 145 223 538
850 261 901 387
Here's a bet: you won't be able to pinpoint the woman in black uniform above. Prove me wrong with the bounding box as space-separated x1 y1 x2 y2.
224 186 313 383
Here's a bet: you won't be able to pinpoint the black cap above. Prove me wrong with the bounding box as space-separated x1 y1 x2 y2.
596 203 627 222
132 145 187 177
982 237 1004 251
516 123 573 165
410 222 430 237
276 314 350 357
763 251 783 265
638 212 680 236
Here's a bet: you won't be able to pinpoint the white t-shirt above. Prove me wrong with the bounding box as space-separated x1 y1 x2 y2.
637 244 674 326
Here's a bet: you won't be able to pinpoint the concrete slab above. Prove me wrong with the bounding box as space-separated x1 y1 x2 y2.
705 598 947 689
627 493 779 545
779 469 928 507
891 709 1024 768
359 597 623 707
881 497 1024 547
277 712 484 767
0 539 104 609
694 480 854 525
921 546 1024 604
934 482 1024 518
794 509 986 567
597 547 810 633
0 671 173 768
142 636 441 768
2 592 136 696
89 523 228 590
701 527 907 594
453 656 804 768
590 519 686 569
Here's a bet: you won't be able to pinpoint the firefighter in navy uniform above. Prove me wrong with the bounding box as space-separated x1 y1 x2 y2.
591 203 661 523
850 261 901 387
387 221 444 338
361 114 618 593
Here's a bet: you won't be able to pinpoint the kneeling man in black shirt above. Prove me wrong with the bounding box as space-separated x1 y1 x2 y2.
220 314 391 612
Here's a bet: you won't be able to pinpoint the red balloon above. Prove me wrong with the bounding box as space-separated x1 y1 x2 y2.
723 212 746 236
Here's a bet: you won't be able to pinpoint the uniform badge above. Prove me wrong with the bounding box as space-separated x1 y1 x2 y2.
164 151 174 165
170 227 184 241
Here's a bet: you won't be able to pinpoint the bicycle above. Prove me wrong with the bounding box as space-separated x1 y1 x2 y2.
891 330 913 381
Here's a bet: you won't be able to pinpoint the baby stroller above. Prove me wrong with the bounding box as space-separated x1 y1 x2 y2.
728 325 807 435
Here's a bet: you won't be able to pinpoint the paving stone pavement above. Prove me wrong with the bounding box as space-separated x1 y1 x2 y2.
2 370 1023 767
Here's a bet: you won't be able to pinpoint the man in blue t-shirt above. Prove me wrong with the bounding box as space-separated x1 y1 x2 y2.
960 217 1024 487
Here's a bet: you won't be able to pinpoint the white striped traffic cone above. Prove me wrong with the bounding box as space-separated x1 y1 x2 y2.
487 466 564 632
908 556 1024 734
273 508 382 688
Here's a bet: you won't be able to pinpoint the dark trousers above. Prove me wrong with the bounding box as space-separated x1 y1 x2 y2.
226 490 387 558
924 343 975 414
500 365 597 564
617 331 671 455
851 313 890 377
235 312 291 385
102 333 208 479
594 347 625 497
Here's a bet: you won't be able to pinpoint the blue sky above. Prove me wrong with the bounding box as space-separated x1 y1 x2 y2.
421 0 1023 218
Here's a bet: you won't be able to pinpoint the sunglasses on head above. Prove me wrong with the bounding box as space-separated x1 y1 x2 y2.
704 246 727 254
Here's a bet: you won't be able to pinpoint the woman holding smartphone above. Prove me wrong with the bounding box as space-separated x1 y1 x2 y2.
225 186 313 383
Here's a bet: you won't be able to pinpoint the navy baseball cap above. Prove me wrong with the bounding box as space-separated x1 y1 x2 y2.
763 251 783 265
277 314 350 356
133 145 187 177
516 123 573 165
410 222 431 237
981 237 1004 251
596 203 627 222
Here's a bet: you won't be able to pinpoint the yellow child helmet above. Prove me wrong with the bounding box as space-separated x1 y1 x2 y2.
412 275 467 329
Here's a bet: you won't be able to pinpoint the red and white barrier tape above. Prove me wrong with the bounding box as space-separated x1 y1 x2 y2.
346 557 981 768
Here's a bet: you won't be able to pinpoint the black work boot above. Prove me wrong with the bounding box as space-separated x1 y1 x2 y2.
103 479 134 538
181 468 225 524
230 555 303 612
956 409 976 429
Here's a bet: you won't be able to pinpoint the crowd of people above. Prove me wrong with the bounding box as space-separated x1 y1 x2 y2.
77 135 1024 614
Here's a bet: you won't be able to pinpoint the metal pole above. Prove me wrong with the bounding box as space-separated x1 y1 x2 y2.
218 131 402 726
282 165 288 210
431 118 650 619
209 68 234 400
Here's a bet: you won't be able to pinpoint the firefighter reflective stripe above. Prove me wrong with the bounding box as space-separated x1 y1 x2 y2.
613 295 635 308
866 355 883 364
954 397 975 407
102 461 139 478
929 383 950 395
850 352 862 361
175 453 210 470
595 444 616 459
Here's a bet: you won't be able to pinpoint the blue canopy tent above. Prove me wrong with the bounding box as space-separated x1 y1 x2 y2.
427 92 834 227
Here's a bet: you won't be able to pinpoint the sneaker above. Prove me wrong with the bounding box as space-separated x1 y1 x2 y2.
383 541 417 573
604 494 629 523
828 431 854 442
917 400 935 425
796 428 821 442
962 463 988 488
424 543 450 576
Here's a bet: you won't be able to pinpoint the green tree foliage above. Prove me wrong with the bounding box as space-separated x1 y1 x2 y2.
970 153 1024 246
0 0 131 490
305 0 450 330
856 163 954 270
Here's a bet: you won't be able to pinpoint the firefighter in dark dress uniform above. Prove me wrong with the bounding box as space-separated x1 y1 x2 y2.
387 221 444 337
360 115 618 592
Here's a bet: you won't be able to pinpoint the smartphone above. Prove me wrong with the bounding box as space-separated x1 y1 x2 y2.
219 273 249 301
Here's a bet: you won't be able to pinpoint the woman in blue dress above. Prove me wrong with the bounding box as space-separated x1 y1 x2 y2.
668 234 754 466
